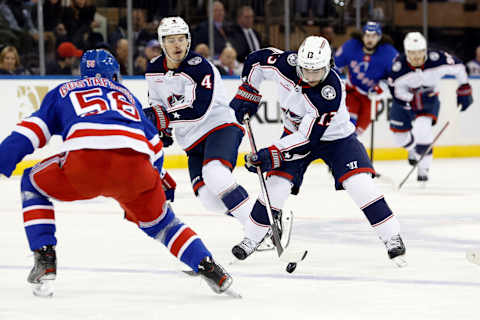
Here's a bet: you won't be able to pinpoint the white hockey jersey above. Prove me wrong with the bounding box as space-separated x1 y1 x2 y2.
243 48 354 158
145 52 238 150
389 50 469 104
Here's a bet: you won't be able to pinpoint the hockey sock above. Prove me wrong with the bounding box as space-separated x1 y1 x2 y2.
21 167 57 251
202 160 252 225
197 184 229 214
343 173 400 241
246 175 292 242
153 206 211 272
415 144 433 175
393 131 415 151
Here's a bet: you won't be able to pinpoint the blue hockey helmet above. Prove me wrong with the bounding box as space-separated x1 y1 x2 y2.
362 21 382 36
80 49 120 81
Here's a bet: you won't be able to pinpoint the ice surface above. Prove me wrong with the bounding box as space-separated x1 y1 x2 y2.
1 158 479 320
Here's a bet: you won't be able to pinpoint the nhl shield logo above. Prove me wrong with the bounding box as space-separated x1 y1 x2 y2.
321 85 336 100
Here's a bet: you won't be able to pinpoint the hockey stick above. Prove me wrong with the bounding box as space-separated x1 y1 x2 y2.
243 115 308 267
397 114 453 190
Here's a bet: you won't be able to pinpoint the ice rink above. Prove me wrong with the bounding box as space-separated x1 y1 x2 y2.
1 158 479 320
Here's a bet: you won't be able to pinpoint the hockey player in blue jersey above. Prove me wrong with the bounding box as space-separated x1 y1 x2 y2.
229 36 407 267
388 32 473 182
0 49 233 297
335 21 398 135
143 17 275 256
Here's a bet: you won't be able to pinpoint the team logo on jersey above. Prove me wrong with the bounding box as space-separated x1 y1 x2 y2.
429 51 440 61
187 56 202 65
287 53 297 66
167 94 185 107
392 61 402 72
321 85 336 100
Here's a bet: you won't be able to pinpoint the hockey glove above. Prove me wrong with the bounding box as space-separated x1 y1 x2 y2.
368 85 383 97
159 127 174 148
244 145 283 173
151 104 170 130
230 83 262 124
457 83 473 111
161 170 177 202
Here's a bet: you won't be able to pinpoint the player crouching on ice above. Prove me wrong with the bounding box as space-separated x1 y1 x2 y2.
229 36 407 267
0 49 233 297
388 32 473 183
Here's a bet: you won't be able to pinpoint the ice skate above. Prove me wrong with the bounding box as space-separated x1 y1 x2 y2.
27 245 57 297
417 167 429 186
197 256 233 294
384 234 407 267
408 149 419 166
232 237 261 260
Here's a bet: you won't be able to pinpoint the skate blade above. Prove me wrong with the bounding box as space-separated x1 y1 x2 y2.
466 250 480 265
224 287 242 299
391 255 408 268
32 279 55 297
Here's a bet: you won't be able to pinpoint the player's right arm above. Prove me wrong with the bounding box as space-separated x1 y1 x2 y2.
0 89 58 177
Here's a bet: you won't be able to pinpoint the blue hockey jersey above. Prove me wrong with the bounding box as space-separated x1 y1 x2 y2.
243 48 354 158
335 38 398 94
388 50 469 104
0 77 163 177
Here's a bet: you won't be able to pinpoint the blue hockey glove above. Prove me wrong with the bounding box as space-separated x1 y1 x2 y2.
457 83 473 111
244 145 283 173
159 127 174 148
161 170 176 202
229 83 262 124
419 89 438 106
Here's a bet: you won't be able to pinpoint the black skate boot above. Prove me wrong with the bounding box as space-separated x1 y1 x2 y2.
232 237 260 260
197 256 233 294
384 235 407 267
28 245 56 297
408 149 419 166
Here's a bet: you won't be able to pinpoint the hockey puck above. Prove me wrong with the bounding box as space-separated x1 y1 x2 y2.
286 262 297 273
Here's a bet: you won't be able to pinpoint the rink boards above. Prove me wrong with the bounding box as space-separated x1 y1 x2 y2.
0 76 479 175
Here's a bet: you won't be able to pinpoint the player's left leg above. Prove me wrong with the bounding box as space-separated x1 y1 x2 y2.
413 115 434 182
114 151 232 294
326 135 407 267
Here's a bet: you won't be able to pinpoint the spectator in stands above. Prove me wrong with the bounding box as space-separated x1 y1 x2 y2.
194 43 211 60
132 8 155 49
467 45 480 76
320 24 337 53
134 55 147 75
115 38 128 75
229 6 262 63
62 0 96 39
214 46 242 76
144 39 162 60
46 41 83 75
0 45 23 74
192 1 232 57
54 23 69 47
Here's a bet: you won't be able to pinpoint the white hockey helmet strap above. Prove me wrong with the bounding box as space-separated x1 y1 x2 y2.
158 17 191 63
296 36 332 83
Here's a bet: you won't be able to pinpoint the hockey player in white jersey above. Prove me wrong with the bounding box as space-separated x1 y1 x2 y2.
143 17 271 256
229 36 407 267
388 32 473 182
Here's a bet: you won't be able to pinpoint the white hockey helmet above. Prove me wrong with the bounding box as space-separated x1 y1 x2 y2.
404 32 427 66
296 36 332 84
158 17 191 62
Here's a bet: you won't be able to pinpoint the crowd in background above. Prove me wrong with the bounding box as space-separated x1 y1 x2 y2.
0 0 480 76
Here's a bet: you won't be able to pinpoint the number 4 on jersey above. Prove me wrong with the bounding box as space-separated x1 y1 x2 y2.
201 74 212 89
